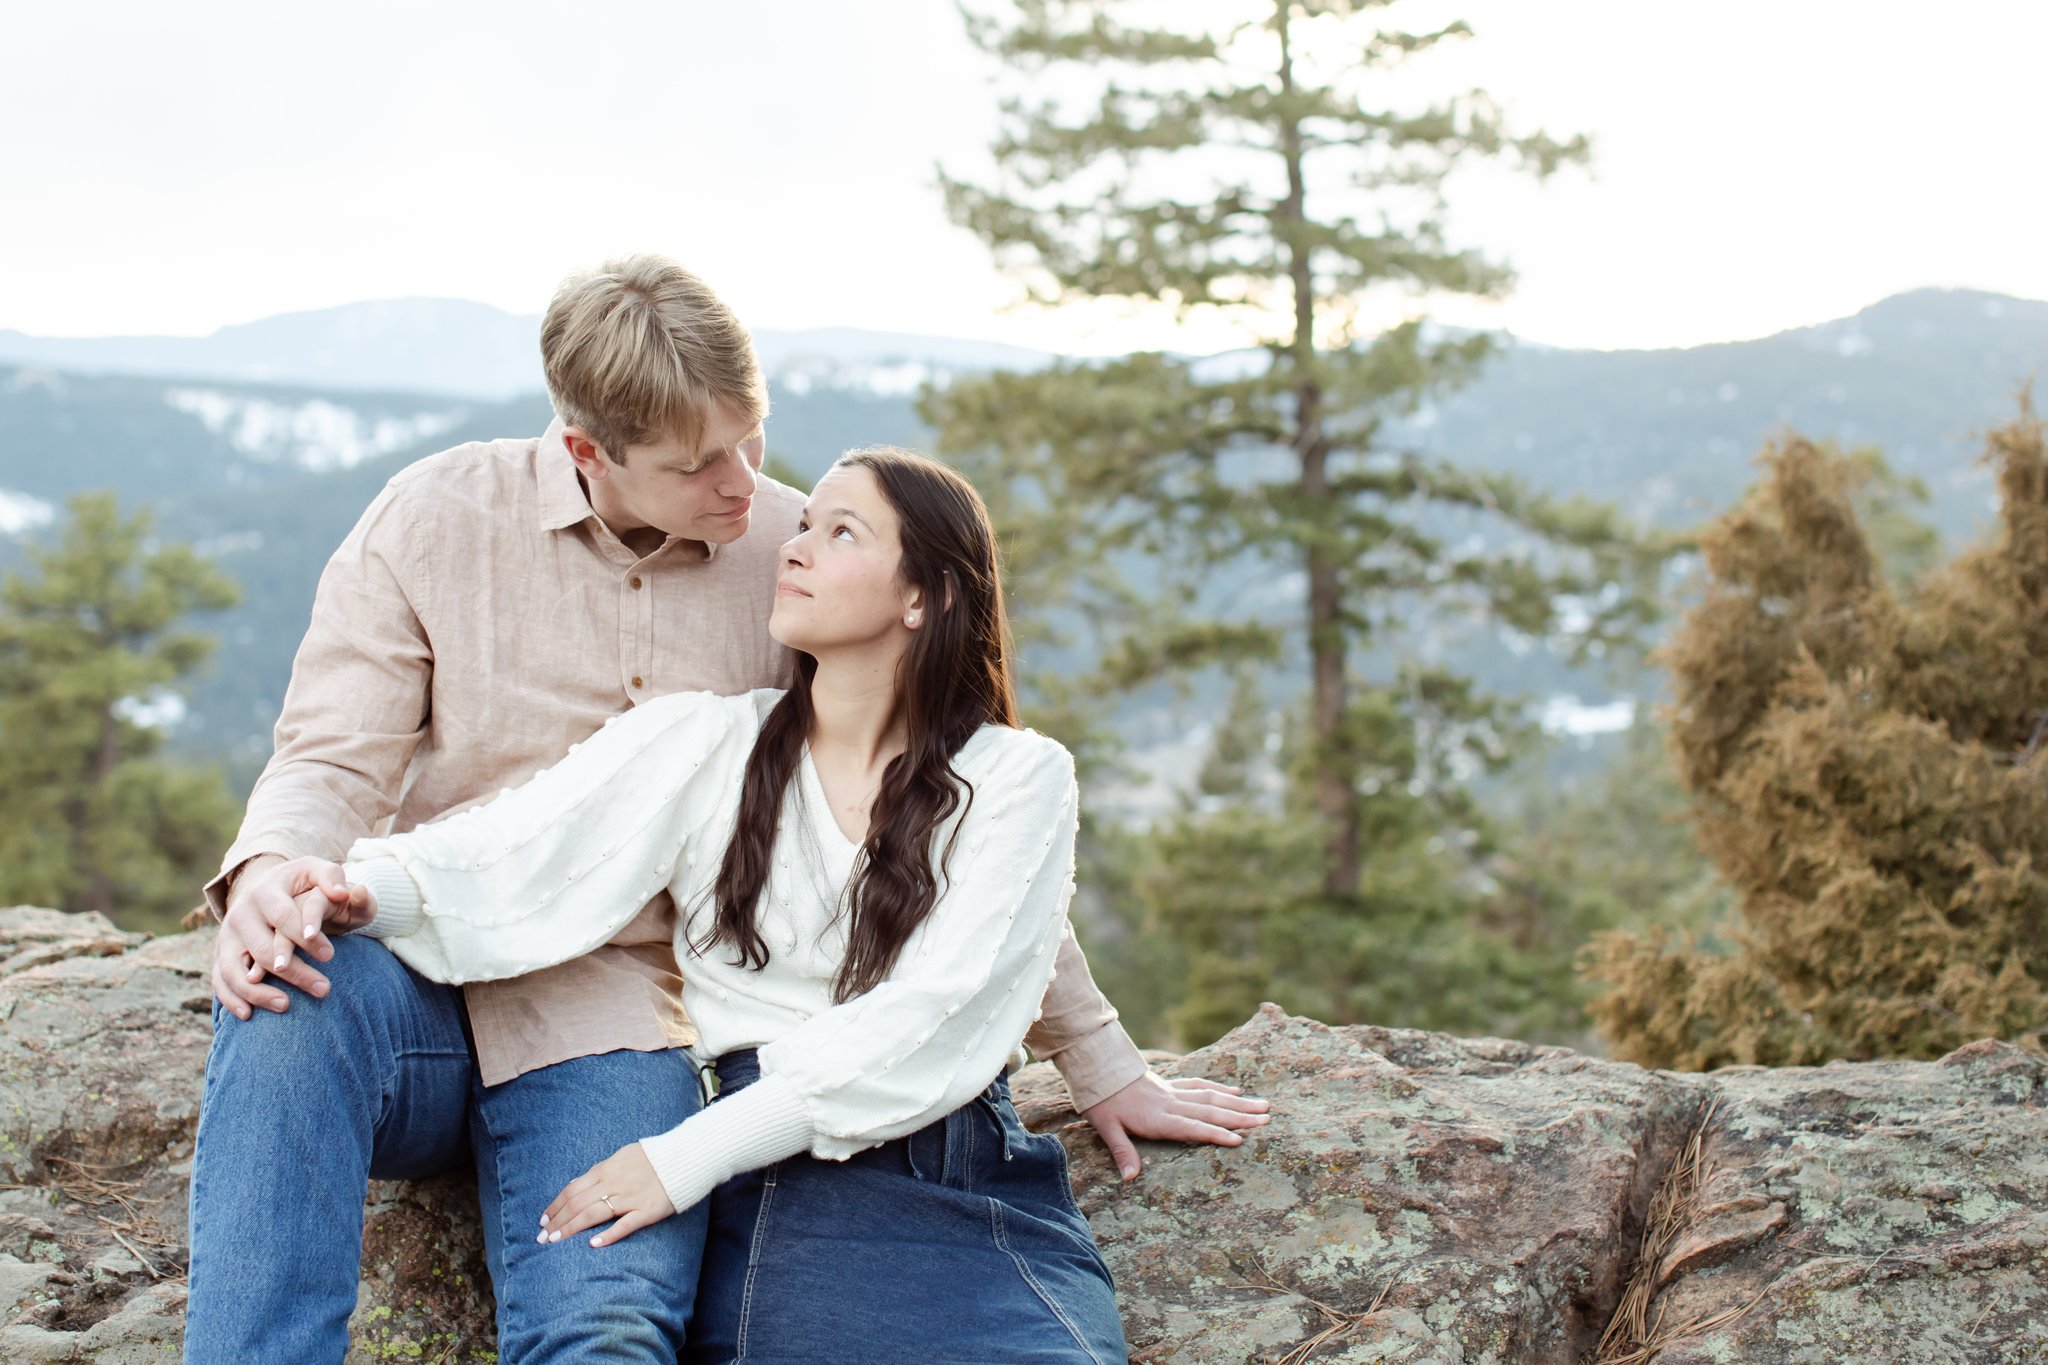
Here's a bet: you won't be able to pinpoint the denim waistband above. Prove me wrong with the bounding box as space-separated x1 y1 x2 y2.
716 1048 763 1093
713 1047 1012 1107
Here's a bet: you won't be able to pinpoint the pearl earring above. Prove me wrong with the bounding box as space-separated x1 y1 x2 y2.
905 612 921 627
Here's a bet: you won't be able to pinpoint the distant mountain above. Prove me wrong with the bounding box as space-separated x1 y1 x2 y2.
0 300 1058 400
0 300 542 400
3 287 2044 789
1405 288 2048 544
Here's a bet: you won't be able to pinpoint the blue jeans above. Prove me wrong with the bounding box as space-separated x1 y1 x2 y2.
689 1050 1127 1364
185 934 708 1363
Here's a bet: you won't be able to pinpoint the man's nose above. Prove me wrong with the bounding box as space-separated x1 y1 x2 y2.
717 448 758 498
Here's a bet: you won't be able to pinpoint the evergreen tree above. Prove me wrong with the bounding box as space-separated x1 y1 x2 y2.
0 493 241 930
1583 403 2048 1067
928 0 1664 1035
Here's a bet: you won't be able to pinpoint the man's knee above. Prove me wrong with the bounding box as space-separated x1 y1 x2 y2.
496 1212 707 1363
206 934 434 1077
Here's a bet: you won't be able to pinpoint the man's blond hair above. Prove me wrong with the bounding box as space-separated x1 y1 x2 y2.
540 254 768 465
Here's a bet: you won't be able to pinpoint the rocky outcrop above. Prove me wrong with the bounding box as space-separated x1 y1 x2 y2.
0 909 492 1362
3 908 2042 1363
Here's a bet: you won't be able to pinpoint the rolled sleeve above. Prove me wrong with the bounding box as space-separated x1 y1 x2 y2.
205 479 434 916
1026 923 1148 1111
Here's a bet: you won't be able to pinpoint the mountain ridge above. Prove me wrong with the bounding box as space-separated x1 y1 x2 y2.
5 287 2044 401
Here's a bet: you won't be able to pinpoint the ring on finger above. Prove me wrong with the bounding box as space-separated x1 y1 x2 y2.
600 1193 618 1216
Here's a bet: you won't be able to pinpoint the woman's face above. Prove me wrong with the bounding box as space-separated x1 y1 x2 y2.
770 463 920 656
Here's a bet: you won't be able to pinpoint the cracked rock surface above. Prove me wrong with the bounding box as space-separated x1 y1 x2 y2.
5 910 2042 1363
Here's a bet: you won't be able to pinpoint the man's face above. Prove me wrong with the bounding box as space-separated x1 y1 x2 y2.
569 402 766 546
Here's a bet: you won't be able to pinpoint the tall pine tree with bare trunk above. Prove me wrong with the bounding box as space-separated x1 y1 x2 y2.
929 1 1663 1033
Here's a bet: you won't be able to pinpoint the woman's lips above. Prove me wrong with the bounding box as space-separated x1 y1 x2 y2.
776 581 811 598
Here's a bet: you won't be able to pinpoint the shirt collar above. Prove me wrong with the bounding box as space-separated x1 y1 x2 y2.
535 416 718 562
536 417 595 532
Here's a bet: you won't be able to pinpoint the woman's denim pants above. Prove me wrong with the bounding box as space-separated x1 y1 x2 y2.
688 1049 1127 1364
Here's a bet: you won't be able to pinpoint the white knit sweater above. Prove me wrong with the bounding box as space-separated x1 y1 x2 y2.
343 688 1080 1215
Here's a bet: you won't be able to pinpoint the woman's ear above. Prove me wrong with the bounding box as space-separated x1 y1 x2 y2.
901 583 925 630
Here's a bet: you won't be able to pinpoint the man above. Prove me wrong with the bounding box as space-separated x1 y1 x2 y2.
188 254 1267 1362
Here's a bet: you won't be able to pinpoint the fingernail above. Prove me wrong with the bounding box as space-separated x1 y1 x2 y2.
273 954 287 970
539 1214 549 1227
548 1231 561 1243
591 1237 605 1247
312 982 329 998
536 1232 546 1244
1121 1166 1137 1181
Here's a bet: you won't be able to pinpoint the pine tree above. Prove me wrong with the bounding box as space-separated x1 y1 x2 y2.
1583 403 2048 1067
927 1 1664 1035
932 0 1658 894
0 493 242 930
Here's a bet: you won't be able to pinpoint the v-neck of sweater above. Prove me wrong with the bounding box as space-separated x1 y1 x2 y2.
798 744 864 862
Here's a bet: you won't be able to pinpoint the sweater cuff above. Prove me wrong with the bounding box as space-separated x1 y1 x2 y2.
638 1073 815 1215
343 856 424 941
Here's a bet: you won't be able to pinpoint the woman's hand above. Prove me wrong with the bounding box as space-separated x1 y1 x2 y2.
538 1144 676 1248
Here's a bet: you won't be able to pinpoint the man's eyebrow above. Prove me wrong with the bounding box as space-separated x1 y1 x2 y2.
700 425 764 460
673 425 764 472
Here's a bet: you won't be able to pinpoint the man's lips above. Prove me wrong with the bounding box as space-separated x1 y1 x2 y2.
712 499 753 520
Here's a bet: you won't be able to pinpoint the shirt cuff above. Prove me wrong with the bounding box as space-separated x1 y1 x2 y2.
342 856 425 941
1047 1021 1150 1113
205 837 318 921
638 1072 815 1214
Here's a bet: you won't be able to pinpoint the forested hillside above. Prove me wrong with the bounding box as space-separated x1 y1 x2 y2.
2 287 2042 788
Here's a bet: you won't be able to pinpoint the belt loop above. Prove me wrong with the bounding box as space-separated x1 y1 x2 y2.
694 1053 720 1107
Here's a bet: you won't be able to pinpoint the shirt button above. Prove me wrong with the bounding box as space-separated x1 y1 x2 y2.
631 676 644 688
630 576 643 590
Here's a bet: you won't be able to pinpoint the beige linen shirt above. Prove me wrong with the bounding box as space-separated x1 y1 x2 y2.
207 420 1146 1104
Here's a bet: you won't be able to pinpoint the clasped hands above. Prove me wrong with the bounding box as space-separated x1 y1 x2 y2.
213 857 1273 1248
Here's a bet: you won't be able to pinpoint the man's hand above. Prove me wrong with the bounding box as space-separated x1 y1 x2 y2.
1082 1072 1271 1182
212 855 376 1021
538 1144 675 1248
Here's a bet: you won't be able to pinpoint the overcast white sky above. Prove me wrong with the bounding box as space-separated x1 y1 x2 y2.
4 0 2042 354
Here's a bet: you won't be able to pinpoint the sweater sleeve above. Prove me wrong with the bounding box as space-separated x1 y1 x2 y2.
339 689 755 986
635 729 1080 1210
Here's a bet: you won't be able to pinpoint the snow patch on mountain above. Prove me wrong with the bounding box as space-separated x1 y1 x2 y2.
163 389 468 472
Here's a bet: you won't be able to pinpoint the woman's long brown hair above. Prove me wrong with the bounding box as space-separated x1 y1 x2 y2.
696 447 1018 1002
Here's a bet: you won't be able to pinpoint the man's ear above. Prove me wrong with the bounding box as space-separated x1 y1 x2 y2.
562 426 614 478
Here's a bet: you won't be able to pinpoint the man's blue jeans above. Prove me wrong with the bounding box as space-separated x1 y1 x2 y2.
185 934 708 1363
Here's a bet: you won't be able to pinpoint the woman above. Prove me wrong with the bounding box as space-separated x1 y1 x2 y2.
330 447 1136 1362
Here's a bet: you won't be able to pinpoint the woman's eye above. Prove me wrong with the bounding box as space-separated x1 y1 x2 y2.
833 526 855 542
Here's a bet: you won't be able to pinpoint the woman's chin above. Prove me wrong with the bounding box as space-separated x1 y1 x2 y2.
767 604 810 652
